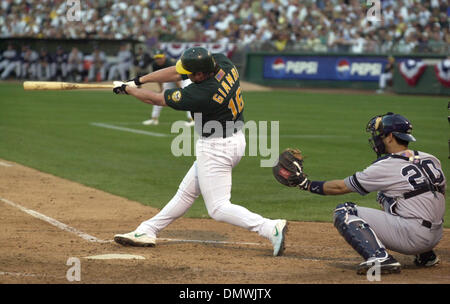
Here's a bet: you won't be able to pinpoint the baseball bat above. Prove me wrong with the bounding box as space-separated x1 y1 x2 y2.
23 81 115 91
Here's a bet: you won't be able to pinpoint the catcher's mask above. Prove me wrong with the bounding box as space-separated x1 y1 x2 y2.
366 112 416 158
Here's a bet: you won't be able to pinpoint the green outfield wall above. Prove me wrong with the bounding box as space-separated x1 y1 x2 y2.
393 65 450 96
245 52 449 96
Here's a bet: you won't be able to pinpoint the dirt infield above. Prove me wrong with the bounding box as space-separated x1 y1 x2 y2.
0 159 449 284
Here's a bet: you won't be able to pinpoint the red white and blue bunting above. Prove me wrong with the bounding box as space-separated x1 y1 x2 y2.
399 59 427 86
158 43 236 59
435 59 450 88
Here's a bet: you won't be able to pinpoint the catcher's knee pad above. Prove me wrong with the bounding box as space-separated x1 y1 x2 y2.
334 202 387 260
333 202 358 222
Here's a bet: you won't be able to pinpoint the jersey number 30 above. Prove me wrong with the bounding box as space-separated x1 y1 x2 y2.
228 87 244 119
401 160 444 190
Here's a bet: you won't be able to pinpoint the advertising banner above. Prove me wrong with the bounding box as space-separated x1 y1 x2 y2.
263 56 388 82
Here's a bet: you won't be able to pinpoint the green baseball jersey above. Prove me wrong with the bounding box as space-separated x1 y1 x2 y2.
164 53 244 137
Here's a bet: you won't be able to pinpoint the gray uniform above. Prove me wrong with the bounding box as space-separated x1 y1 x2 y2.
344 150 446 255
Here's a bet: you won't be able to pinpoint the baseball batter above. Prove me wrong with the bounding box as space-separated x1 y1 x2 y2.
141 50 194 127
273 113 446 274
112 47 288 256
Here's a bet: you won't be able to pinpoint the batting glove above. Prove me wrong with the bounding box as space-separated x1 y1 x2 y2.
113 81 129 95
125 76 142 88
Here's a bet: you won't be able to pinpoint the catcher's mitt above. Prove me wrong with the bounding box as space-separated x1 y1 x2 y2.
272 148 310 189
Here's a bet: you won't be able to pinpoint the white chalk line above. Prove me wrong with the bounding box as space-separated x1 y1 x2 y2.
90 122 349 140
157 238 263 246
0 197 109 244
0 197 266 247
0 196 356 268
108 122 173 126
0 196 337 252
0 161 13 167
276 134 351 139
90 122 168 137
91 238 264 246
0 197 341 262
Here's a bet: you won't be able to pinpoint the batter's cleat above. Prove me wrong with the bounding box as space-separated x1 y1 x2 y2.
185 120 195 127
114 231 156 247
376 89 385 94
357 255 401 275
142 119 159 126
414 250 440 267
271 220 288 257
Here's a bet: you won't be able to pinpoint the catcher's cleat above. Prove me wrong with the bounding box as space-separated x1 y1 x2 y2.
271 220 288 257
114 231 156 247
357 255 401 275
142 119 159 126
414 250 440 267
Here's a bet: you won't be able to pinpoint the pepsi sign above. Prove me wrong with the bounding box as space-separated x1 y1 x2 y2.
269 57 319 78
264 56 387 81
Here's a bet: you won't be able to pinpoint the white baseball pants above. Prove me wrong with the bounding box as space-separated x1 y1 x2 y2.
108 62 131 80
0 61 20 79
379 72 392 89
0 59 10 71
136 130 277 240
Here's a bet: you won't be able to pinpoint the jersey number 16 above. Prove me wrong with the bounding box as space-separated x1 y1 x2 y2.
228 87 244 119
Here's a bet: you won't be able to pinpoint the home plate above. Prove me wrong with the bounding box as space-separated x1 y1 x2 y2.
84 254 145 260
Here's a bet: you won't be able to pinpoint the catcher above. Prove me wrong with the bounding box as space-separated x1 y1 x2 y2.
273 112 446 275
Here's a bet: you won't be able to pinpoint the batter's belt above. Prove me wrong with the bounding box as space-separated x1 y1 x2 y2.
200 121 243 139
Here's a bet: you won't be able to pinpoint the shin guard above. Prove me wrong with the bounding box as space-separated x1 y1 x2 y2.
333 202 387 260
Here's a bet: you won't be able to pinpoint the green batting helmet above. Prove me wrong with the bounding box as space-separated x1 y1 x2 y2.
176 47 216 74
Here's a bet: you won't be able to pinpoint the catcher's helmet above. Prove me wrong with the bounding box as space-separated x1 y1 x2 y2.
366 112 416 157
175 47 216 75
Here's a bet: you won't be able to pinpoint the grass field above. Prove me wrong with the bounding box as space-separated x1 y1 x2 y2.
0 83 448 226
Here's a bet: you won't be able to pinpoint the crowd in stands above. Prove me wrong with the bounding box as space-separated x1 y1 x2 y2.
0 0 448 54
